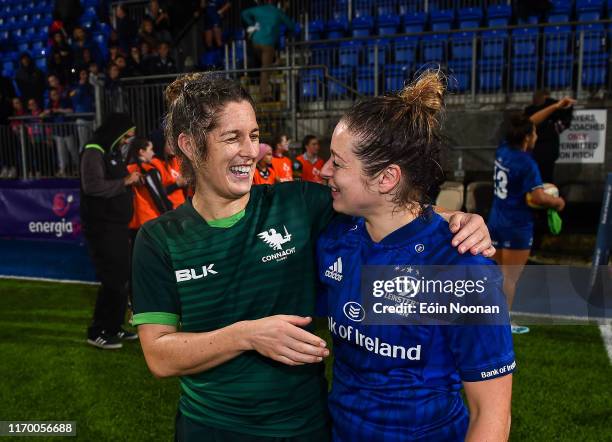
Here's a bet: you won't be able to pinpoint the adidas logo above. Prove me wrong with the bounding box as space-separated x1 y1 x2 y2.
325 257 343 281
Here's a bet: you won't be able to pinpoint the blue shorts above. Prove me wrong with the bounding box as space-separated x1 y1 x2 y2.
203 6 222 30
489 224 533 250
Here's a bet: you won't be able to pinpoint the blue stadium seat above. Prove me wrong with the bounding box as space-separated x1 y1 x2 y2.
326 17 348 39
31 39 43 50
366 39 389 64
479 59 504 92
451 31 475 60
581 53 607 86
351 15 373 37
83 6 96 19
2 59 14 71
377 14 400 36
512 57 538 90
83 0 98 7
16 40 28 52
384 63 409 92
356 66 375 95
354 0 373 18
430 9 454 31
576 0 604 13
402 11 426 33
458 7 482 29
422 34 446 62
307 20 325 41
578 11 601 21
544 54 573 88
310 43 333 66
339 40 362 66
447 59 472 92
300 68 324 99
482 29 508 59
376 0 397 16
512 27 539 57
34 56 46 72
547 13 570 23
329 66 354 97
544 25 572 55
577 23 605 54
98 22 111 37
550 0 572 14
393 36 418 64
199 49 222 68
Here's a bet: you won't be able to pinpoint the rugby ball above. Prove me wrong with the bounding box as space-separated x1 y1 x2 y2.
526 183 559 209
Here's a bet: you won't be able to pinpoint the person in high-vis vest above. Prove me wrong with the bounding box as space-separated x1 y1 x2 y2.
253 143 277 185
295 135 325 183
80 112 141 350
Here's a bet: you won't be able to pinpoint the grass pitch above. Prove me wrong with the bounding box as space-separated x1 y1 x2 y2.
0 279 610 441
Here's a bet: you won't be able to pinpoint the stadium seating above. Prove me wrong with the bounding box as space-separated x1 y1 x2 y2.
402 12 426 34
299 68 324 99
366 39 389 65
447 59 472 92
393 36 418 64
544 54 574 88
377 14 400 36
356 65 376 95
351 15 374 37
512 57 538 90
451 32 475 60
487 4 512 27
329 66 354 96
458 7 482 29
582 53 607 86
422 34 446 62
384 63 409 92
339 40 361 66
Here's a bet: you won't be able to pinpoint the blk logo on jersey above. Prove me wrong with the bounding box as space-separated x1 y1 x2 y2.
343 301 365 322
175 264 218 282
258 225 296 263
325 257 343 281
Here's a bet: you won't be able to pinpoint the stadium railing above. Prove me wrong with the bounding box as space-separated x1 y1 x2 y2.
1 114 95 179
98 66 364 142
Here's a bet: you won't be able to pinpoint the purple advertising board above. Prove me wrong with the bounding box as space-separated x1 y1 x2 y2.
0 179 82 242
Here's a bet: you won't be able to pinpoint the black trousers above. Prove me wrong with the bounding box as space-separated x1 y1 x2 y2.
83 222 131 336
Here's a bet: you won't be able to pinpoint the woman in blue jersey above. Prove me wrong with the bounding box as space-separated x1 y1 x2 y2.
488 112 566 334
317 71 515 441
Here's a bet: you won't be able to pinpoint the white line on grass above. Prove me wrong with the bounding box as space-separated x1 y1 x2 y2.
0 275 99 285
598 323 612 365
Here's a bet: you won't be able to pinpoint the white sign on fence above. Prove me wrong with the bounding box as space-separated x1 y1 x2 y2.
558 109 606 164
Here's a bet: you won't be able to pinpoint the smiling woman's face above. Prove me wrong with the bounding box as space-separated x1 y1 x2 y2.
192 100 260 199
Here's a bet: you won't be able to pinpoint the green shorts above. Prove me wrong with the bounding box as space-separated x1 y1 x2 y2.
174 411 331 442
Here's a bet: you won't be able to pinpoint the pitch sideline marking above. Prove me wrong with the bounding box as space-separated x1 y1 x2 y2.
0 274 99 285
598 323 612 365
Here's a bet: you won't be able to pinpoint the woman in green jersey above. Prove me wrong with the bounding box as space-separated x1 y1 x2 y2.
132 72 495 442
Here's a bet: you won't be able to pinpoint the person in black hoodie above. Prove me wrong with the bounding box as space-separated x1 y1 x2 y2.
80 112 142 349
15 53 46 105
524 91 576 182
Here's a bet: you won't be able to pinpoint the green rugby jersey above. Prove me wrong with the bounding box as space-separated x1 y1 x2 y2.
132 181 334 437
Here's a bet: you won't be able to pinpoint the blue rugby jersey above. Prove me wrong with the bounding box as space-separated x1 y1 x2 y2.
317 208 515 442
489 142 544 230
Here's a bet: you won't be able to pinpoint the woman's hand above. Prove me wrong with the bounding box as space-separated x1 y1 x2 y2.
244 315 329 366
445 211 495 257
556 96 576 109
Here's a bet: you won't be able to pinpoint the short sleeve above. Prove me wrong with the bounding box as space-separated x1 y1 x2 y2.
522 157 544 194
132 226 181 327
301 182 335 236
442 263 516 382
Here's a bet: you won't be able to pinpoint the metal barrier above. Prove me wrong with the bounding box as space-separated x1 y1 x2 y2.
2 115 95 179
100 66 364 142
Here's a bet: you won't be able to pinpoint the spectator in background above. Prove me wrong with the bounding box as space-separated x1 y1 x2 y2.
53 0 82 35
72 26 102 69
146 0 172 43
296 134 324 183
115 56 128 74
146 42 176 75
1 96 22 179
108 29 123 50
105 64 123 112
47 49 72 86
524 91 575 183
271 133 293 182
253 143 277 185
139 17 160 50
70 69 95 147
149 128 187 209
125 46 144 77
107 44 122 66
140 41 155 65
15 53 46 105
80 112 140 349
88 62 102 81
43 87 76 177
51 32 73 64
45 74 66 101
26 98 48 177
115 3 137 52
202 0 231 49
241 0 294 100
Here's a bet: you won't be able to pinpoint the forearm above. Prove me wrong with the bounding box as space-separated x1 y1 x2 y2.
141 321 251 377
465 411 511 442
529 103 559 126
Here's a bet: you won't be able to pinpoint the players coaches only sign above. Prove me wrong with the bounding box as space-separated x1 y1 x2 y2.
558 109 606 164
